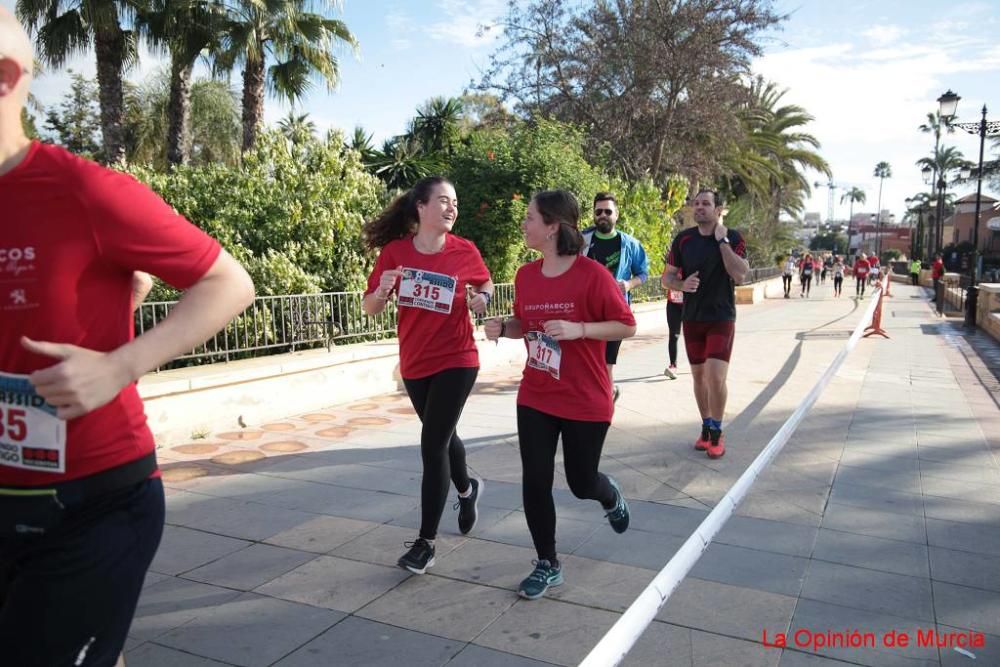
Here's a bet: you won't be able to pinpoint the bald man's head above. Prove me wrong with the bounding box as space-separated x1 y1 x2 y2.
0 7 33 110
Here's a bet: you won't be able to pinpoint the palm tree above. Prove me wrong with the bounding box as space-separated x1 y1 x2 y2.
906 192 933 259
345 125 377 165
410 96 463 155
216 0 357 152
840 187 866 254
915 146 966 256
872 162 892 256
140 0 227 166
17 0 142 163
277 110 316 144
371 136 437 191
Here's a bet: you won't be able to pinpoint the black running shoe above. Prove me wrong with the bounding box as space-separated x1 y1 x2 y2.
397 538 435 574
455 477 484 534
613 385 621 403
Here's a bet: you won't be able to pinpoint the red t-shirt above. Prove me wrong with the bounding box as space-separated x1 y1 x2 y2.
0 141 221 486
365 235 490 380
932 259 945 279
853 259 870 277
513 256 635 423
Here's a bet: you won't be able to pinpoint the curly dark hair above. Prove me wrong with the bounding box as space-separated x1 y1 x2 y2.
362 176 452 250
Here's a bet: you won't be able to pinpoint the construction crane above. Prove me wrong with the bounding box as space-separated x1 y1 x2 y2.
813 179 850 224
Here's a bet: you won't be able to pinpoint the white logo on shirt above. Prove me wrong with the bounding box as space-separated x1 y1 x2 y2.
10 289 26 305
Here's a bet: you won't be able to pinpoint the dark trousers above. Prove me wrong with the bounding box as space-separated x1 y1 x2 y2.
403 366 478 540
911 272 919 286
667 302 683 366
856 276 867 296
782 274 792 296
517 405 615 562
833 276 843 295
0 478 165 667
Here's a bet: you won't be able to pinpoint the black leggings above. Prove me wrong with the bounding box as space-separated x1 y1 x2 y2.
517 405 615 562
403 366 478 540
667 302 683 365
800 274 812 295
782 274 793 295
856 276 866 296
833 275 843 295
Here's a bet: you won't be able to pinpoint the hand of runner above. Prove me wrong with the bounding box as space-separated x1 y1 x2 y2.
543 320 584 340
468 291 489 315
21 337 132 420
682 271 700 292
377 265 404 298
617 279 629 294
714 223 728 242
484 318 503 341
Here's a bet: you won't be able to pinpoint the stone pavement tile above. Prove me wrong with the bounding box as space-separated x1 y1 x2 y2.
272 616 460 667
812 528 929 578
621 499 709 536
788 599 939 667
476 597 619 666
929 546 1000 592
716 515 819 558
166 492 321 542
828 481 924 517
155 591 343 667
546 555 654 612
330 523 467 568
184 544 317 591
800 560 934 623
920 459 1000 485
263 515 379 553
255 555 409 613
834 463 921 494
131 577 242 642
474 479 525 510
432 539 538 591
477 510 600 554
937 626 1000 666
821 503 928 545
736 489 826 527
144 571 171 589
689 543 809 597
932 581 1000 636
927 519 1000 556
448 644 556 666
921 475 1000 505
572 526 685 570
624 621 779 667
150 526 252 576
923 495 1000 527
838 449 920 473
261 461 421 496
656 577 796 643
918 444 999 470
389 502 515 538
778 650 857 666
124 643 233 666
356 575 516 642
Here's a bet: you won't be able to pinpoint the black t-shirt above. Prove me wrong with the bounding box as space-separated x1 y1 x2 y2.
587 232 621 276
666 227 747 322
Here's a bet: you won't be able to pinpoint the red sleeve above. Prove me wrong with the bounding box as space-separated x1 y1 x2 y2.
513 265 525 321
365 244 396 297
731 230 747 259
80 167 221 289
666 234 682 267
594 267 636 326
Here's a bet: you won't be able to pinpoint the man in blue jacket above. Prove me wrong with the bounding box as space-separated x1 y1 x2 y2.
582 192 650 403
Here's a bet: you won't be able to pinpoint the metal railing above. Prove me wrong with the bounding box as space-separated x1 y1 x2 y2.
935 274 971 317
138 269 779 371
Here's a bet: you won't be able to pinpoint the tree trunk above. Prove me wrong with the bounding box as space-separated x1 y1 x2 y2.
241 58 266 152
166 52 194 167
93 24 127 164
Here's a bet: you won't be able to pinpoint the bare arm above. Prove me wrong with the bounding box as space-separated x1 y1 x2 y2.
720 243 749 283
363 266 404 316
131 271 153 311
661 264 684 291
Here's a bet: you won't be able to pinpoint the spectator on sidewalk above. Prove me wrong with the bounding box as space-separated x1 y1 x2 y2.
931 253 945 301
910 258 922 286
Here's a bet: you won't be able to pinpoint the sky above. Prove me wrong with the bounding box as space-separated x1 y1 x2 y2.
5 0 1000 224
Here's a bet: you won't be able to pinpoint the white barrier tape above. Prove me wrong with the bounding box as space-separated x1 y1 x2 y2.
580 281 886 667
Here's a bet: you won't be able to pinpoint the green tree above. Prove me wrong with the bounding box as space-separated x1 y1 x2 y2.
370 135 438 191
840 186 866 249
277 110 317 144
344 125 377 165
43 71 103 159
216 0 357 152
409 96 464 155
809 231 847 255
18 0 141 163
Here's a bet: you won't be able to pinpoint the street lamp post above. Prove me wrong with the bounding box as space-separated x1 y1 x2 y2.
938 91 1000 326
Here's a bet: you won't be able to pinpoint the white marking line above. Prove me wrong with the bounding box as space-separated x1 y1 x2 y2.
580 281 886 667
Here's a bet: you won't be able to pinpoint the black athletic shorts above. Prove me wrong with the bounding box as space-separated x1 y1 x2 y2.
605 339 623 365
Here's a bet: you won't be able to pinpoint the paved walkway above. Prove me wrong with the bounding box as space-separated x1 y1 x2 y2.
125 280 1000 667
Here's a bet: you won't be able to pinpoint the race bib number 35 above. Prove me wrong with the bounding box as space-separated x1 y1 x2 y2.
0 372 66 473
398 268 458 314
526 331 562 380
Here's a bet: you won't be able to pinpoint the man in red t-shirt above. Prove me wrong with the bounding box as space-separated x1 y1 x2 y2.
852 253 871 297
0 12 255 665
931 254 945 301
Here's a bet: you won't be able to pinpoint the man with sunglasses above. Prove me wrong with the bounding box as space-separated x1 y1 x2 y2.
0 9 254 666
581 192 650 403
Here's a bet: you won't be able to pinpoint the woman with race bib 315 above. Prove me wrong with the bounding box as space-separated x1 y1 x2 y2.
485 190 635 601
362 176 492 575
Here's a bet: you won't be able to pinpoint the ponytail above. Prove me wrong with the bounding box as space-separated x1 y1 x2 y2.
362 176 451 251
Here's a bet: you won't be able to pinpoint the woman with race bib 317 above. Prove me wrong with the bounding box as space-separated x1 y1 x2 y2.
485 190 635 601
362 176 492 575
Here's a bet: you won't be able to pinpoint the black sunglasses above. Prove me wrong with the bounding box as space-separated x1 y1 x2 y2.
594 208 614 216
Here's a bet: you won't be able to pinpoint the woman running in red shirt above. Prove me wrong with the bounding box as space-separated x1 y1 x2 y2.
485 190 636 600
362 176 493 575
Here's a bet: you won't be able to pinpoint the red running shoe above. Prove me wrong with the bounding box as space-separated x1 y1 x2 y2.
695 426 711 451
707 429 725 459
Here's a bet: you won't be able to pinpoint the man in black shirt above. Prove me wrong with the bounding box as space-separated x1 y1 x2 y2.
662 190 748 458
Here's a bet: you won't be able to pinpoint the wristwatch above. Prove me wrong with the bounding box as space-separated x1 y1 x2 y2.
719 236 730 245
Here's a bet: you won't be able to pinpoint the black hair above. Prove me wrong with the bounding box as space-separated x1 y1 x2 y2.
695 189 725 208
593 192 617 205
534 190 584 256
362 176 452 250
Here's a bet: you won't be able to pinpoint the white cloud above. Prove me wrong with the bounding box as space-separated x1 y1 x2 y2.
385 10 412 51
861 25 906 45
426 0 506 48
